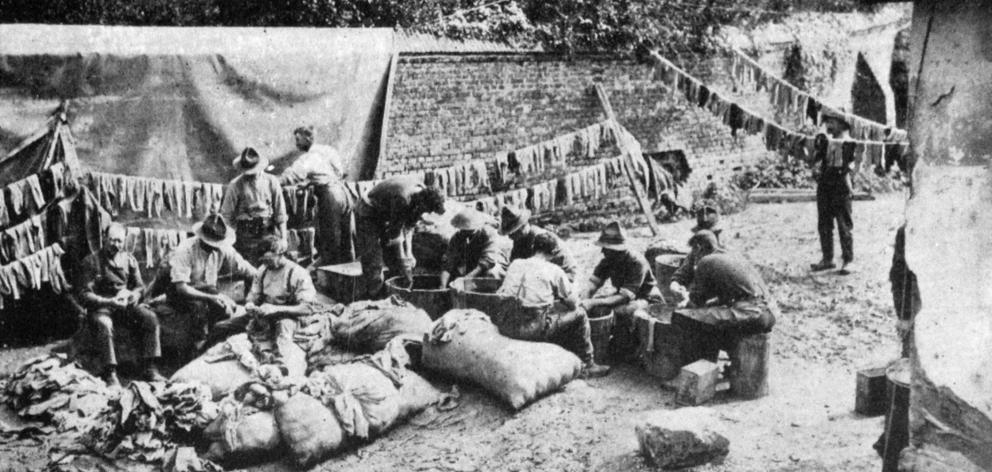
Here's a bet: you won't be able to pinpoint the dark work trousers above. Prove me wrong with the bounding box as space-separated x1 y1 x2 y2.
91 304 162 367
816 173 853 263
312 182 354 266
510 303 595 364
165 284 228 345
234 218 278 267
671 298 775 368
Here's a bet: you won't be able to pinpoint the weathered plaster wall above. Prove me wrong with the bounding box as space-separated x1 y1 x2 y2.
903 1 992 470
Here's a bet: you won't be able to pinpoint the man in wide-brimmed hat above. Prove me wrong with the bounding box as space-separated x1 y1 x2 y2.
499 205 578 282
811 108 857 274
439 207 507 288
671 230 777 367
579 221 664 361
280 127 352 266
76 222 164 387
165 213 257 349
221 146 288 266
670 204 723 306
352 175 446 299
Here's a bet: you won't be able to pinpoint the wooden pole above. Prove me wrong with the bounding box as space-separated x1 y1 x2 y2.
594 84 661 236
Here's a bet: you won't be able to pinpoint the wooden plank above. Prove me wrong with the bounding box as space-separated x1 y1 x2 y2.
374 44 401 180
594 84 661 236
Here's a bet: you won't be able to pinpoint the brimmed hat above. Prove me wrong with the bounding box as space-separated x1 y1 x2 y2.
595 221 628 250
499 205 531 235
232 147 269 174
451 208 488 231
692 205 720 232
193 214 236 248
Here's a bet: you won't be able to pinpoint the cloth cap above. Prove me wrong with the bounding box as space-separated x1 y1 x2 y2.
595 221 627 250
821 108 851 130
194 213 236 248
499 205 531 235
232 147 269 174
688 229 720 252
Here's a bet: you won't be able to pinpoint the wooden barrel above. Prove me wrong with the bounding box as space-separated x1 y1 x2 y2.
882 358 911 472
449 278 543 341
385 275 452 320
634 304 682 381
654 255 686 301
588 313 614 365
729 332 770 399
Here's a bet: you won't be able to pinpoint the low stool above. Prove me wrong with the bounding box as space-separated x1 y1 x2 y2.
725 332 770 399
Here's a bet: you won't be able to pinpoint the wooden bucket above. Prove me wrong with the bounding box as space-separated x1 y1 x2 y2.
634 303 682 381
588 313 614 365
385 275 452 320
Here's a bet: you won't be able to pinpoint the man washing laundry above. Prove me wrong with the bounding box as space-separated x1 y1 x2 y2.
439 208 507 288
499 205 578 282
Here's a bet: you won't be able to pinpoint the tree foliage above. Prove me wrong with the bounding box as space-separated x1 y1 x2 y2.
0 0 869 55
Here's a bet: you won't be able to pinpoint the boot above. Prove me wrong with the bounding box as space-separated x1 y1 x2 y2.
102 366 121 388
143 360 167 382
839 260 856 275
810 259 836 271
581 361 611 379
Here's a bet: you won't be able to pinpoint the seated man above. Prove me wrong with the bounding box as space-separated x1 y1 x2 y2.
205 236 317 351
670 204 722 300
497 233 609 378
499 205 578 282
670 230 777 366
439 208 507 288
77 223 165 387
579 221 664 359
165 214 257 349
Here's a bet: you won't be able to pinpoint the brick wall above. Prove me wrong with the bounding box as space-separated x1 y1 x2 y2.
381 53 777 193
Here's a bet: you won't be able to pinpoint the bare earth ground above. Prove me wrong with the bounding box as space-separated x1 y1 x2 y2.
0 192 908 472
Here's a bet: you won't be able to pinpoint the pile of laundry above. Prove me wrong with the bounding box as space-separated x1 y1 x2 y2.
1 354 113 434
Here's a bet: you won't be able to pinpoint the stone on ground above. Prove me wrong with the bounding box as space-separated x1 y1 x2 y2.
635 407 730 469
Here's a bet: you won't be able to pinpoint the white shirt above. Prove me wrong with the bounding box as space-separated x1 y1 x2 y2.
497 257 573 307
281 143 345 185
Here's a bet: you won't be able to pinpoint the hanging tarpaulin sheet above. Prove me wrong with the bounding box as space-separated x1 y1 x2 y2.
0 24 394 182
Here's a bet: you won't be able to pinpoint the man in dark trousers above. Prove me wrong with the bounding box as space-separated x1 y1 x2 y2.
280 127 352 266
439 207 507 288
670 230 777 366
353 176 446 299
76 223 164 386
579 221 664 360
500 205 579 282
670 204 722 301
811 111 857 274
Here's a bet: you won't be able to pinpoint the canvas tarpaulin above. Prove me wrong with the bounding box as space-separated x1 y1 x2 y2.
0 24 394 183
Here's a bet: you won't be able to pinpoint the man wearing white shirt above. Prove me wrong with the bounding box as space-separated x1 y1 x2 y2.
281 127 353 266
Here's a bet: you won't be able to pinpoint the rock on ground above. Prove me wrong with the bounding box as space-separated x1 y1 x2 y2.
635 407 730 469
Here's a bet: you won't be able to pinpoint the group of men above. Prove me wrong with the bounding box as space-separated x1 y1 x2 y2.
78 127 448 386
77 123 781 388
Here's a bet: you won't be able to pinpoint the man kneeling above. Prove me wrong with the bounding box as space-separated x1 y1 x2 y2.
206 236 317 353
671 230 777 367
497 233 610 378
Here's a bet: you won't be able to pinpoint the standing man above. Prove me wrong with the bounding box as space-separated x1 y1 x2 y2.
498 233 610 378
77 223 164 387
166 214 257 349
499 205 578 282
670 230 777 366
204 236 316 352
280 127 353 266
811 111 857 274
579 221 664 360
221 147 288 266
353 176 446 299
439 208 507 288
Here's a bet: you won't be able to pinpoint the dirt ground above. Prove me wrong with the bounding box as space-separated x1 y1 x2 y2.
0 191 908 472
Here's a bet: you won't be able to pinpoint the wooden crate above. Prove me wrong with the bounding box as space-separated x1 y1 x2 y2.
855 364 890 416
675 359 719 406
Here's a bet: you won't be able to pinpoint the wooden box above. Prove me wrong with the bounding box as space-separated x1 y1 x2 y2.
675 359 719 406
315 261 362 304
855 364 890 416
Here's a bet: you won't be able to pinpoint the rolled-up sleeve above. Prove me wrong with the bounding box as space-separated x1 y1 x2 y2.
269 176 288 224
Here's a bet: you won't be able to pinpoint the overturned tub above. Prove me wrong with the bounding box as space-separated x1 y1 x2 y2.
385 275 452 320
